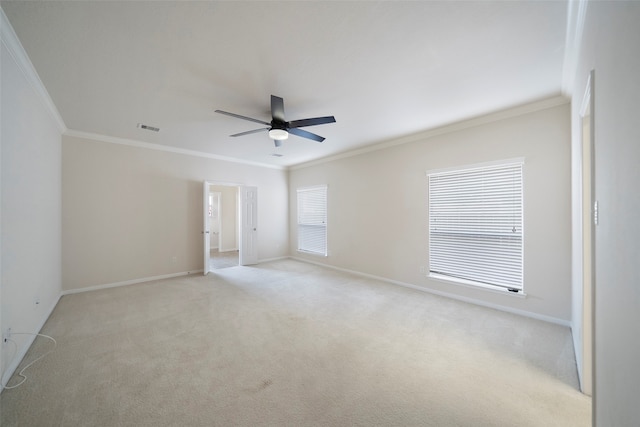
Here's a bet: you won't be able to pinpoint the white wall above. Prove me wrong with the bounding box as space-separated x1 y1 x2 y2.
570 2 640 424
1 14 63 387
290 100 572 323
62 134 289 291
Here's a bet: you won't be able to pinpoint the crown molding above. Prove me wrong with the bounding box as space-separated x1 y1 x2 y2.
291 94 569 171
1 7 67 133
64 129 286 171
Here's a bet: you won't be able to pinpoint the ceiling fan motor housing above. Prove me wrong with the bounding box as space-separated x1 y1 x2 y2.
216 95 335 144
271 121 287 131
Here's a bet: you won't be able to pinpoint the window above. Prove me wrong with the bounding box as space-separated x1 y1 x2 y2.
428 161 523 292
297 186 327 256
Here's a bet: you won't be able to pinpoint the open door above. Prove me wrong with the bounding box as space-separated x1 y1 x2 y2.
239 186 258 265
203 181 211 275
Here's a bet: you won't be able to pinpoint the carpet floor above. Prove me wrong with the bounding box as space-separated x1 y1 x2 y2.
1 259 590 426
209 249 239 270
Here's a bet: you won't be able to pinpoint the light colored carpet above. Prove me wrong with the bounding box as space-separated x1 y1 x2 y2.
1 259 590 426
210 249 239 270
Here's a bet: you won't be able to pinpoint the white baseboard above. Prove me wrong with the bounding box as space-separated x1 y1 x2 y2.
571 324 586 393
257 256 290 264
1 294 61 390
290 256 571 327
61 270 204 296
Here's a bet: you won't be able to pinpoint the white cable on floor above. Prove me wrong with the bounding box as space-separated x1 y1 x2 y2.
3 333 57 390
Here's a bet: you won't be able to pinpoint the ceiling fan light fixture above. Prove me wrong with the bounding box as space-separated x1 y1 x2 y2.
216 95 335 145
268 128 288 140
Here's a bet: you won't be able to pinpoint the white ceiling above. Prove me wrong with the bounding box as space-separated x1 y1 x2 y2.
2 1 569 168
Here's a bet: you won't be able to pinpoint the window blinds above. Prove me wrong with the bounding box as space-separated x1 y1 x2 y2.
297 186 327 256
428 162 523 291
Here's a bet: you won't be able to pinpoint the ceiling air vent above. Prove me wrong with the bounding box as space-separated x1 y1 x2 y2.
137 123 160 132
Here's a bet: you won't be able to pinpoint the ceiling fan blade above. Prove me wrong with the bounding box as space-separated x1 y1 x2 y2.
230 128 270 137
215 110 270 126
288 116 336 128
271 95 286 122
288 127 325 142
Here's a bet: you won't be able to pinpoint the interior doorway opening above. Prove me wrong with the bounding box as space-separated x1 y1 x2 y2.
207 185 239 270
202 181 258 274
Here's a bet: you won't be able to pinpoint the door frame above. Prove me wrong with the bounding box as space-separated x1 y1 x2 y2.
203 181 212 275
579 70 596 398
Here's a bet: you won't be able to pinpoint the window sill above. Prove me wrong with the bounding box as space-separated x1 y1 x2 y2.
428 273 526 298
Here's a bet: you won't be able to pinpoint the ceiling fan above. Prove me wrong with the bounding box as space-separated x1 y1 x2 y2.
215 95 336 147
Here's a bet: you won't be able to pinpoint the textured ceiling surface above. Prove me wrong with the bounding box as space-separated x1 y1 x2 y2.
2 1 568 167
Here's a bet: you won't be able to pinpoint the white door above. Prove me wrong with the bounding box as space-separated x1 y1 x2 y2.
239 186 258 265
203 181 211 275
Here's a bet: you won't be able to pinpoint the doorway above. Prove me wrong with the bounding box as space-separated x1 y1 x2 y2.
208 185 239 270
202 181 258 274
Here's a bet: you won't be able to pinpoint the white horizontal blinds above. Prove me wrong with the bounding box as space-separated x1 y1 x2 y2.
297 186 327 256
429 162 523 290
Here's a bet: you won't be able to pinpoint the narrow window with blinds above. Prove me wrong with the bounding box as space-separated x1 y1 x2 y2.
297 186 327 256
428 161 523 292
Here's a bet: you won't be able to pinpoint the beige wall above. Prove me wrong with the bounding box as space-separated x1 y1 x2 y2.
62 135 289 291
290 101 572 323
